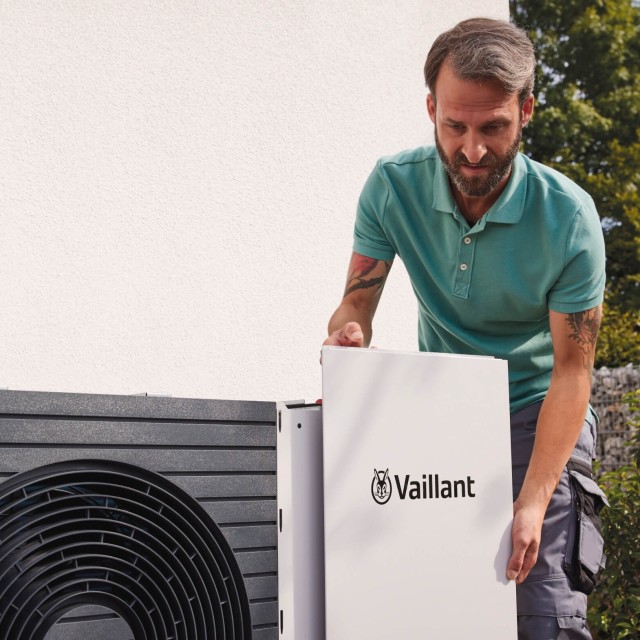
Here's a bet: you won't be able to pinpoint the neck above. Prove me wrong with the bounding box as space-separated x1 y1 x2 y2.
452 189 500 224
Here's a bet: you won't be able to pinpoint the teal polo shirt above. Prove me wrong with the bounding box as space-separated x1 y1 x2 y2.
353 146 606 412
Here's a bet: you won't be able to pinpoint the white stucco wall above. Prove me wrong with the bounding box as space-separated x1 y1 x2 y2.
1 0 507 403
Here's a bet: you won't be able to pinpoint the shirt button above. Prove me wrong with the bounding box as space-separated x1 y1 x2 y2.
464 237 472 244
460 263 468 271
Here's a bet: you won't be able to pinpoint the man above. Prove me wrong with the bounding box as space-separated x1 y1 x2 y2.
324 18 607 640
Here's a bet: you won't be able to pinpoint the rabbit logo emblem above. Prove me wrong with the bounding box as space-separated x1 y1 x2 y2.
371 468 392 505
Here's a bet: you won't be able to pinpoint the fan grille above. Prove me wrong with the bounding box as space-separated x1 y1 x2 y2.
0 460 251 640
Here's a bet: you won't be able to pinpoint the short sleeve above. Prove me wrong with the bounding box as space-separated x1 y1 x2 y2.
548 198 606 313
353 162 397 261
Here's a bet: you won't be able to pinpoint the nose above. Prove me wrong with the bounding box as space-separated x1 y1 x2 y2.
461 133 487 164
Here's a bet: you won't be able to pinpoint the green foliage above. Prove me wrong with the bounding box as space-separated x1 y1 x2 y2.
588 390 640 638
596 300 640 368
510 0 640 315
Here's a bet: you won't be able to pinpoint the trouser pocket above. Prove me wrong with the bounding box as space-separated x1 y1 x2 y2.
518 614 591 640
564 459 609 595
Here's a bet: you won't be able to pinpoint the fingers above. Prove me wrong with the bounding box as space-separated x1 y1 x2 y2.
323 322 365 348
506 540 539 584
507 505 541 583
506 542 526 582
321 322 366 364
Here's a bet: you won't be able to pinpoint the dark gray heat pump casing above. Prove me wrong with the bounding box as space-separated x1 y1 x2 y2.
0 389 279 640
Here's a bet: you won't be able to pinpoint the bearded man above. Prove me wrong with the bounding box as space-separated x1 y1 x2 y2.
324 17 607 640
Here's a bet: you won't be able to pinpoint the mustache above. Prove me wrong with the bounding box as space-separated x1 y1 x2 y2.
450 152 498 169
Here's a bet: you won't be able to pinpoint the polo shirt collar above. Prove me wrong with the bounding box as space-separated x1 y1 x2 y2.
432 152 526 225
433 154 457 213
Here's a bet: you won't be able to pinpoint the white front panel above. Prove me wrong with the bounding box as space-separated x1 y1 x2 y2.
322 347 517 639
277 403 325 640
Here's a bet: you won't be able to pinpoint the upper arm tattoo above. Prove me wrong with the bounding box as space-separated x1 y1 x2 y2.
565 307 602 370
344 254 392 296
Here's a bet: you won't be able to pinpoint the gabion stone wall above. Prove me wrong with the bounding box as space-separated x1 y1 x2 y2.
591 364 640 472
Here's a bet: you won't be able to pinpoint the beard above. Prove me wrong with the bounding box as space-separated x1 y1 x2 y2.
435 126 522 198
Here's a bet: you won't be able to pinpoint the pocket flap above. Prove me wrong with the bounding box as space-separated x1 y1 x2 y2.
568 470 610 507
557 615 587 630
580 515 605 574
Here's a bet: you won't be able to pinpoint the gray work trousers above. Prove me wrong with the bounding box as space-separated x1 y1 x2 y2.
511 402 608 640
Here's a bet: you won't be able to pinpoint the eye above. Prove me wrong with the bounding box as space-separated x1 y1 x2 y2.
483 123 505 134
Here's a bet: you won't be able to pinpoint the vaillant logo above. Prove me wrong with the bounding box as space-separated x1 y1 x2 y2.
371 468 392 505
371 468 476 505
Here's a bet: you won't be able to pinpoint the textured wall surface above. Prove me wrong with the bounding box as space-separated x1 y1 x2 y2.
1 0 507 402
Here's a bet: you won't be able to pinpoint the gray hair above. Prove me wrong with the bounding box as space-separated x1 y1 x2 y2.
424 18 536 106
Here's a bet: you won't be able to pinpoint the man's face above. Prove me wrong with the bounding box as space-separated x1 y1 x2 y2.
427 62 533 199
434 123 521 198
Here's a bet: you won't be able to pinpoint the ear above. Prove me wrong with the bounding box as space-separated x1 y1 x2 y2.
521 95 534 127
426 93 436 124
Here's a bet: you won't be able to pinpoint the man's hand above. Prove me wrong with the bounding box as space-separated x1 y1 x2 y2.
323 321 365 348
506 499 546 584
322 252 393 360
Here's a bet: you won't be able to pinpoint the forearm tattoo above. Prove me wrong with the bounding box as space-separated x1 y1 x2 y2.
566 307 602 370
344 255 392 296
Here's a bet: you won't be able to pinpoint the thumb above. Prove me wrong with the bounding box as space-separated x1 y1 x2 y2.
343 322 364 345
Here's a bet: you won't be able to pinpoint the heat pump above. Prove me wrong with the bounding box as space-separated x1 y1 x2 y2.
0 350 515 639
0 389 300 640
